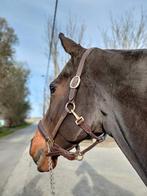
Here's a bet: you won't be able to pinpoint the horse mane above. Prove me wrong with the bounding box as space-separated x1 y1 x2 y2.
106 48 147 114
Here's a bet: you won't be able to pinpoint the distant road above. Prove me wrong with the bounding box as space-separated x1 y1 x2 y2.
0 124 147 196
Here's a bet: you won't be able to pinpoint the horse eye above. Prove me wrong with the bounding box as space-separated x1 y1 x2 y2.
49 83 56 94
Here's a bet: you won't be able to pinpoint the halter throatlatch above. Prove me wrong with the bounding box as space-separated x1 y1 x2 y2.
38 48 106 161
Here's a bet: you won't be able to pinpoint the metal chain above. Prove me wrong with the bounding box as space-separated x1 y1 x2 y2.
47 143 56 196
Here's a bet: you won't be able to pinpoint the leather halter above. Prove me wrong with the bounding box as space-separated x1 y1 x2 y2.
38 48 106 161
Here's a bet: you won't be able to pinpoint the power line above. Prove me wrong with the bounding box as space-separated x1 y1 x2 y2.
43 0 59 116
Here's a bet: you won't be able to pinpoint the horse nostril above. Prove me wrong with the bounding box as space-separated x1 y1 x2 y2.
34 149 44 164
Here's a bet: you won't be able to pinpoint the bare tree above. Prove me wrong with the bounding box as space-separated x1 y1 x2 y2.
43 16 86 113
101 9 147 49
46 18 60 79
66 16 86 44
46 16 86 79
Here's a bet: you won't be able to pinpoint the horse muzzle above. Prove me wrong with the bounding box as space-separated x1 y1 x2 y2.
32 148 58 172
29 138 58 172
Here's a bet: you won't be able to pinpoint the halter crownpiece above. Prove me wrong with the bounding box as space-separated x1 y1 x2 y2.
38 48 106 161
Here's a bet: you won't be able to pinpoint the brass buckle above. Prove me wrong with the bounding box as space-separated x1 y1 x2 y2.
70 75 81 89
65 102 84 125
71 110 84 125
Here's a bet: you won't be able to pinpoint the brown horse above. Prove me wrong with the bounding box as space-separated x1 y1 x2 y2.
29 33 147 186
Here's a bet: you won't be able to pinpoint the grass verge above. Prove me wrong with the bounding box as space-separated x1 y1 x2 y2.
0 122 32 138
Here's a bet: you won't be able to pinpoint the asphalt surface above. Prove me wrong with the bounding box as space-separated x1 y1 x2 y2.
0 124 147 196
0 124 35 192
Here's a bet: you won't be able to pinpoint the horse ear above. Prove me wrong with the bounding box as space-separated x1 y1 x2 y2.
59 33 84 56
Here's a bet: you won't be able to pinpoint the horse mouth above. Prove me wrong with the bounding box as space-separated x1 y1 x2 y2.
32 149 58 172
37 154 58 172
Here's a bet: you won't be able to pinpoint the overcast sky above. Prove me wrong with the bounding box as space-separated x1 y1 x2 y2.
0 0 147 117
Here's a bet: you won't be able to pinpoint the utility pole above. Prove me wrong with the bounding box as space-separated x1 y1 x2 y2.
43 0 59 116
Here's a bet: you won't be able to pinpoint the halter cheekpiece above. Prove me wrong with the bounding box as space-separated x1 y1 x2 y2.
38 48 106 161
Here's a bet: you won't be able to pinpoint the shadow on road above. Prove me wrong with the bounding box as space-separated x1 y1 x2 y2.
72 161 134 196
19 175 42 196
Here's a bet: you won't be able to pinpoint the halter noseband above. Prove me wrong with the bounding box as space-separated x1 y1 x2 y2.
38 48 106 161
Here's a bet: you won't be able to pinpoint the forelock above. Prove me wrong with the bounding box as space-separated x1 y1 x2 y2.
58 59 74 79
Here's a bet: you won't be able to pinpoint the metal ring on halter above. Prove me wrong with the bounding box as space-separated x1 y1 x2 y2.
65 102 75 113
70 75 81 89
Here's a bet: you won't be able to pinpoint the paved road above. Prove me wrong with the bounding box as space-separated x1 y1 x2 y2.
0 124 35 192
0 124 147 196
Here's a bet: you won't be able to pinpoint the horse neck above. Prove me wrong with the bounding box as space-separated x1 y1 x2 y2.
92 49 147 185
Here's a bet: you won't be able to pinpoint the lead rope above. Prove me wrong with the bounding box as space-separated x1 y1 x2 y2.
47 143 56 196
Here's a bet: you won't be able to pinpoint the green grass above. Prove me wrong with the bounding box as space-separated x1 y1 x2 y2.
0 122 31 138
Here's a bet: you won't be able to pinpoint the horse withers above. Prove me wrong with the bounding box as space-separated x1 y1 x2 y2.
29 33 147 186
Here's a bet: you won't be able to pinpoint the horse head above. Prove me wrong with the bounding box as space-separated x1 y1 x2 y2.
29 33 106 172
